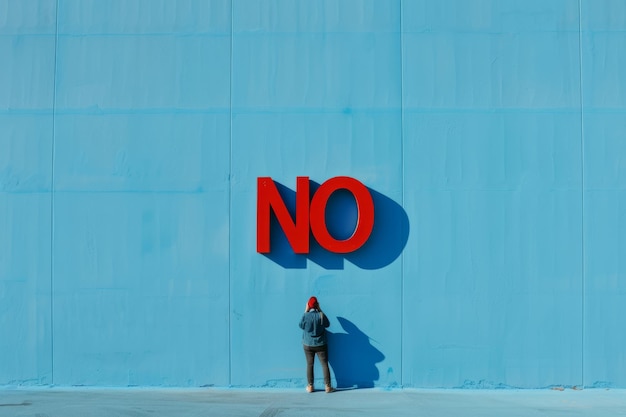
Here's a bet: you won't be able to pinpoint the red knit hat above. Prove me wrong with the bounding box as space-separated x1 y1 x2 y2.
307 296 318 310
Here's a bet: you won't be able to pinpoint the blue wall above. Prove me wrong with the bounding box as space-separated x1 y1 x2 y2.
1 0 625 389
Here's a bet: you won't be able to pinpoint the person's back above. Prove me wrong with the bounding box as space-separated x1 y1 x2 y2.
299 296 334 393
300 309 329 347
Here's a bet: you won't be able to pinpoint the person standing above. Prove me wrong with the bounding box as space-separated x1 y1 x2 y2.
299 296 335 393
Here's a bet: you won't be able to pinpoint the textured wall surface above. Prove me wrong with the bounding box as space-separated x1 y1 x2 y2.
1 0 625 388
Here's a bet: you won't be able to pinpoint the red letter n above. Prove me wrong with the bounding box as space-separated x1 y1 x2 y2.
257 177 310 254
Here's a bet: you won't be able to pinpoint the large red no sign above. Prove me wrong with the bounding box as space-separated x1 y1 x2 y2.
257 176 375 254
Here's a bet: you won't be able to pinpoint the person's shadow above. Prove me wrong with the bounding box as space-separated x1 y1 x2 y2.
327 317 385 389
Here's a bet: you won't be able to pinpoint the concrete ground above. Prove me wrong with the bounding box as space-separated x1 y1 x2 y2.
1 387 625 417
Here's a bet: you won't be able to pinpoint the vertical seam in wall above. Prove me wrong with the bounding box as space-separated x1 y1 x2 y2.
50 0 60 386
399 0 405 388
228 0 234 388
578 0 586 389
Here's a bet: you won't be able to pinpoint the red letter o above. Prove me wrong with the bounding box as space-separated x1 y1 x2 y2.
309 176 374 253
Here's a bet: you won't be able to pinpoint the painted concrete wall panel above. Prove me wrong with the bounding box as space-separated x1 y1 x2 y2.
0 117 53 192
401 0 584 388
403 187 583 387
55 0 230 111
54 36 230 111
0 0 56 35
234 0 400 34
402 1 580 110
232 33 401 110
233 6 401 112
231 113 402 187
581 0 626 388
0 37 56 111
46 0 232 386
403 113 582 190
52 192 229 386
581 1 626 109
57 0 231 35
584 190 626 388
0 0 56 111
402 113 584 387
402 0 580 33
50 118 231 385
231 0 402 388
0 194 52 384
0 0 55 385
53 114 230 192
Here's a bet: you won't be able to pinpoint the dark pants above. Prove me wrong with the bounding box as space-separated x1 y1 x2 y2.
303 344 331 386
